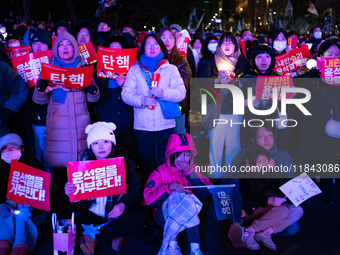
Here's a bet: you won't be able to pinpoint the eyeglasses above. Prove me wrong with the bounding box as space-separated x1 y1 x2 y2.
78 32 90 37
145 43 160 48
256 134 274 141
161 36 174 41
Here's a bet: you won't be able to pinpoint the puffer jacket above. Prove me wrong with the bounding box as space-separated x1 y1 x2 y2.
33 32 99 167
122 61 186 132
143 134 212 209
177 55 192 114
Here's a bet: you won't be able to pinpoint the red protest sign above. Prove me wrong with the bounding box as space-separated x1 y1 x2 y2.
12 50 53 87
4 46 31 59
317 57 340 85
6 160 51 211
255 75 294 101
274 45 311 76
97 47 137 78
41 63 93 90
67 157 126 202
287 37 298 51
177 37 190 58
79 42 97 65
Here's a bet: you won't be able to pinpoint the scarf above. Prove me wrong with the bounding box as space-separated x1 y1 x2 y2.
51 56 81 104
140 52 165 72
214 45 240 75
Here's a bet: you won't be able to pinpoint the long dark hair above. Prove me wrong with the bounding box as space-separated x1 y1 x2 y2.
252 44 276 71
268 28 288 45
159 27 181 66
219 31 239 52
138 34 169 61
318 39 340 57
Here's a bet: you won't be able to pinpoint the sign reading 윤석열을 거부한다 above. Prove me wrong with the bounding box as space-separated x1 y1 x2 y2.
67 157 126 202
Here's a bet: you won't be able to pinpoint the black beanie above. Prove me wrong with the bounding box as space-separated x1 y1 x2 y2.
29 30 52 50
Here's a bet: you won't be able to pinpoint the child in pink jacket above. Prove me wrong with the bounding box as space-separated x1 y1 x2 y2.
144 134 212 255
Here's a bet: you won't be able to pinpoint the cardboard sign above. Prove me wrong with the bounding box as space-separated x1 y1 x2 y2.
207 186 233 221
4 46 31 59
67 157 126 202
255 75 294 101
79 42 97 65
274 45 311 76
279 172 322 207
41 63 93 90
6 160 51 211
12 50 53 87
316 57 340 85
177 37 190 58
97 47 137 78
287 37 298 51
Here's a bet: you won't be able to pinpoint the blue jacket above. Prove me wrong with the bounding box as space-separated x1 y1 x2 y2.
0 61 29 136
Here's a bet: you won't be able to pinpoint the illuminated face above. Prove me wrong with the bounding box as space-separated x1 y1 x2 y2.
255 53 272 72
57 39 74 63
275 32 286 42
323 45 340 58
8 39 21 47
242 31 253 41
193 39 202 50
174 151 191 170
161 30 175 52
144 36 161 57
32 42 49 52
121 27 134 36
57 26 67 35
109 42 122 49
91 139 112 160
221 38 235 56
98 22 110 32
77 27 91 46
255 126 274 151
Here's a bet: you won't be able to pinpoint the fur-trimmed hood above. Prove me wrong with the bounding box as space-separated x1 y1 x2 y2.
70 19 99 51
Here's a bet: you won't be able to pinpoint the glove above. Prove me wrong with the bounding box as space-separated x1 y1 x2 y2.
0 108 14 123
142 96 156 107
149 87 164 99
84 84 97 95
36 79 49 92
268 197 286 206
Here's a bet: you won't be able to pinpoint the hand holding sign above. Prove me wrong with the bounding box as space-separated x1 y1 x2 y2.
65 182 76 197
108 203 125 218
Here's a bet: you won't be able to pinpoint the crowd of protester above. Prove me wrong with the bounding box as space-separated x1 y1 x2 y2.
0 15 338 255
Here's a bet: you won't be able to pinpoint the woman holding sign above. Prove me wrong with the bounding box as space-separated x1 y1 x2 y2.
33 32 99 193
240 145 303 251
0 133 47 255
62 121 149 254
122 34 186 182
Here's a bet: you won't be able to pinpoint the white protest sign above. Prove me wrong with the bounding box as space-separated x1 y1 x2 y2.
279 172 322 207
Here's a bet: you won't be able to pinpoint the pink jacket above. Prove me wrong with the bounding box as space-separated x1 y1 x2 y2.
143 134 212 208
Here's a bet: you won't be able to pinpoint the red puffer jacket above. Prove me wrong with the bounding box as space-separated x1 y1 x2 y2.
143 134 212 209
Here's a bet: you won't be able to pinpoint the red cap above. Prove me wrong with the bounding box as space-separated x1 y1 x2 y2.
137 31 148 43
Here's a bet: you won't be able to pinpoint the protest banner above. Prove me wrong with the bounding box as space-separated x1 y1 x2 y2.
177 37 189 58
255 75 294 100
67 157 126 202
97 47 137 78
316 57 340 85
6 160 51 211
41 63 93 90
4 46 31 59
79 42 97 65
274 45 311 76
12 50 53 87
279 172 322 207
287 36 298 51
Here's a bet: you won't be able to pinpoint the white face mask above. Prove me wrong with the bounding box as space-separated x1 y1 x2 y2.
314 31 322 39
273 41 287 52
9 41 20 47
208 43 218 53
1 150 22 164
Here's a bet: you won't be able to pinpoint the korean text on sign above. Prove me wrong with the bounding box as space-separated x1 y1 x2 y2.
274 46 311 76
316 57 340 85
67 157 126 202
40 63 93 90
255 75 294 101
6 160 51 211
12 50 53 87
79 42 97 65
207 186 234 221
96 47 137 78
4 46 31 60
177 37 189 58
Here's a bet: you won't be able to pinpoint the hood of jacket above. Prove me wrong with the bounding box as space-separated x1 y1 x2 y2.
52 32 80 62
164 134 197 169
22 27 37 46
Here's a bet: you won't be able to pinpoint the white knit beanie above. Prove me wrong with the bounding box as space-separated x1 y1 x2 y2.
85 122 117 148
